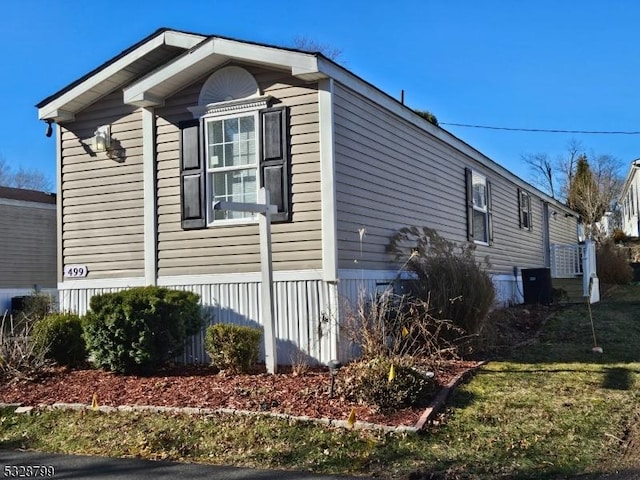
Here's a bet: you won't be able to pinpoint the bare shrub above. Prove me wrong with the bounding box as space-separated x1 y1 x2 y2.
341 288 465 361
0 312 50 380
597 240 633 285
388 226 495 337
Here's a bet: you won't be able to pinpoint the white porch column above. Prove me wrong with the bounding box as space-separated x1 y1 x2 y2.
142 107 157 286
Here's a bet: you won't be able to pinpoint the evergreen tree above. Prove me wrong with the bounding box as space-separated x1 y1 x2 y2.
567 155 605 236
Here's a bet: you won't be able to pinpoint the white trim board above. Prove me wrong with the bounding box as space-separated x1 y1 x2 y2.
58 270 325 290
142 107 157 285
319 78 338 283
58 277 146 290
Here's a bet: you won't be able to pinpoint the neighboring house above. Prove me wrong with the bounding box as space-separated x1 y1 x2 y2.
619 159 640 237
0 186 57 314
36 28 591 364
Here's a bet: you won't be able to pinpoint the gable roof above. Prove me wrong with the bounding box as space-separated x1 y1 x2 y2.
37 28 577 215
36 28 206 122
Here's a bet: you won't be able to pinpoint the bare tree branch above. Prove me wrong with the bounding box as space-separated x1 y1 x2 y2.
522 152 555 198
290 35 343 62
0 156 52 192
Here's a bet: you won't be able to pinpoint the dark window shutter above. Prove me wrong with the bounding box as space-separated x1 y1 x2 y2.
487 180 494 245
465 168 474 241
179 119 206 229
260 106 290 222
517 188 523 229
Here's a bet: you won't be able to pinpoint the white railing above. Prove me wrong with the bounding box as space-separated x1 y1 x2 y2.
550 241 599 303
550 244 584 278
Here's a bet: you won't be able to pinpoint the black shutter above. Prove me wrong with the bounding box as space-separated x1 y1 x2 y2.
465 168 474 241
260 106 290 223
517 188 523 229
179 119 206 229
487 180 494 245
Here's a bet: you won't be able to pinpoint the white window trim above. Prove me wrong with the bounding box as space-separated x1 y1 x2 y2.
472 171 490 245
203 107 262 226
520 190 532 230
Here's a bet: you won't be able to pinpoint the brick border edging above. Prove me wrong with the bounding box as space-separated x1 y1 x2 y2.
414 360 488 430
0 402 417 434
0 361 487 434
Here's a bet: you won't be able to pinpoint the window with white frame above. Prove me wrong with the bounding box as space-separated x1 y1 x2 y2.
472 172 489 243
205 112 258 222
179 66 290 230
465 169 493 244
519 189 532 230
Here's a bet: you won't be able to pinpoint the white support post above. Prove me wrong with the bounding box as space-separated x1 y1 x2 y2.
258 189 277 373
214 187 278 373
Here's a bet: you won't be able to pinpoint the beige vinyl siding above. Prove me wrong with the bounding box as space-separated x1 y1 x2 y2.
334 83 552 275
0 202 56 288
60 91 144 279
549 207 579 245
155 65 322 277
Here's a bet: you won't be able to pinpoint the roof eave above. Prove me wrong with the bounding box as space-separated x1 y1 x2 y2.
124 37 325 107
37 30 206 122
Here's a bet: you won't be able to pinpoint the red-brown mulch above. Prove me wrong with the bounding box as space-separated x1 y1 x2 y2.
0 360 479 427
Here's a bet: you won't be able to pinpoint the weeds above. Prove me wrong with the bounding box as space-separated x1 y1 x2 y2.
0 312 50 380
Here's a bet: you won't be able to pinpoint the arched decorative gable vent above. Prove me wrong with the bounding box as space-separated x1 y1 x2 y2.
198 66 260 105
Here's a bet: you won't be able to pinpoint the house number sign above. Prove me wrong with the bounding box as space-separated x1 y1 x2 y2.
64 265 89 278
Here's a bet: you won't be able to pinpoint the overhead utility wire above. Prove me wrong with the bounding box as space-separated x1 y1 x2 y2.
440 122 640 135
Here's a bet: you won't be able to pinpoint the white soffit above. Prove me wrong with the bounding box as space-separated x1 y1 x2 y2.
38 30 205 122
124 37 324 107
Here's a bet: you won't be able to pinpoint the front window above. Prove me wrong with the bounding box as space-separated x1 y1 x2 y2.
205 112 258 222
472 172 489 243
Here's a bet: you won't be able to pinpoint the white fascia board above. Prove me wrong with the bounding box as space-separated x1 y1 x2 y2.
39 31 203 121
124 37 323 105
315 57 576 216
164 31 206 49
124 39 219 105
211 38 319 76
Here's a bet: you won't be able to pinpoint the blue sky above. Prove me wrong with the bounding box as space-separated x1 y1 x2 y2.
2 0 640 191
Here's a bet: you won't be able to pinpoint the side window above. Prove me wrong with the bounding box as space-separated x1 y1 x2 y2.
465 168 493 245
518 189 532 230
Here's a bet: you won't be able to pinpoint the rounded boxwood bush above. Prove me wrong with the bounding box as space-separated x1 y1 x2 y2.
83 286 203 374
204 323 262 374
32 312 86 367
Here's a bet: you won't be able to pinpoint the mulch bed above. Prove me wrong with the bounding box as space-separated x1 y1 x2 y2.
0 360 480 427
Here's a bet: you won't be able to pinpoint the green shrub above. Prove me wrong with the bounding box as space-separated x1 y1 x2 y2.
204 324 262 373
388 226 495 337
32 312 86 367
337 356 436 412
597 240 633 285
83 286 203 373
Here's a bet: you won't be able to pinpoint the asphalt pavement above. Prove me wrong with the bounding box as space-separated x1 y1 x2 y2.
0 450 370 480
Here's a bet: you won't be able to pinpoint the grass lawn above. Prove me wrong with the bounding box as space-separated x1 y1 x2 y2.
2 284 640 479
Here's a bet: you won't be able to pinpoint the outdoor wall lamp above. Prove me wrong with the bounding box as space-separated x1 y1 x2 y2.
93 125 111 152
328 359 342 398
